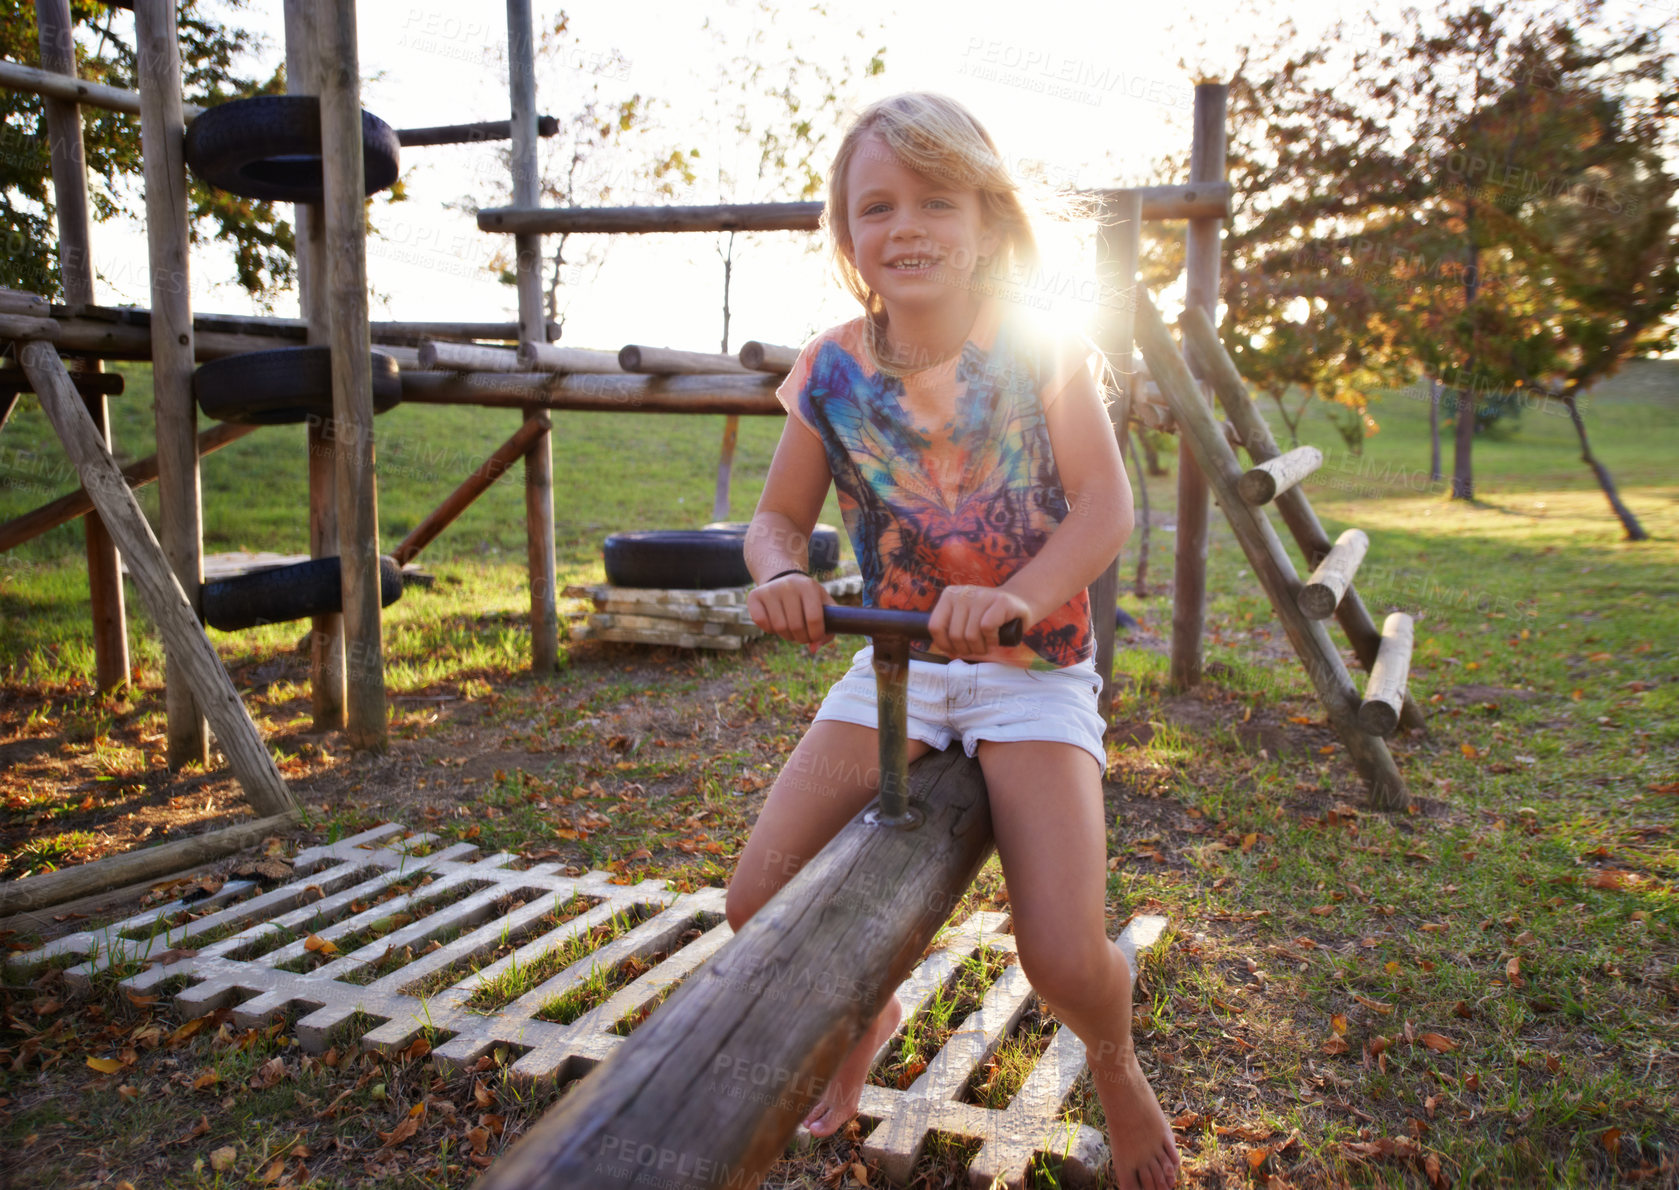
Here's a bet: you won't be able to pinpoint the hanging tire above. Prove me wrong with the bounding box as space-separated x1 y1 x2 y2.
603 524 842 590
202 554 404 632
184 94 401 202
193 347 402 426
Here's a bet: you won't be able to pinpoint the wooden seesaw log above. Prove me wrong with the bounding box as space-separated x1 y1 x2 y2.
475 746 997 1190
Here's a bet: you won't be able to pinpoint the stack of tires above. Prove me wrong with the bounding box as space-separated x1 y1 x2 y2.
185 96 406 631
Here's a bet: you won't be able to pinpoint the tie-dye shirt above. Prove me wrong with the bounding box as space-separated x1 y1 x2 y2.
775 297 1104 669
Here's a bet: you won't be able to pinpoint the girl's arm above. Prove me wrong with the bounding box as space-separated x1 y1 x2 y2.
745 414 837 648
931 363 1134 658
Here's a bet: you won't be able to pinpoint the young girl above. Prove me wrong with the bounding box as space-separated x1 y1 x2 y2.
727 92 1180 1190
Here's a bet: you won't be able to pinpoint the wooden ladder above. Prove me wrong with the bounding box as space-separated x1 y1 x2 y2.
1134 295 1425 808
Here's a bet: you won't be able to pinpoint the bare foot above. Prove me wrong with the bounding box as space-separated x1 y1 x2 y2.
1092 1046 1180 1190
803 995 904 1138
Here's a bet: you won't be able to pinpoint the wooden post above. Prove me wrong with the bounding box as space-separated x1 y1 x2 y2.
507 0 558 675
711 415 739 522
1090 188 1141 720
475 747 996 1190
135 0 207 768
285 0 345 733
37 0 129 692
316 5 386 750
1178 308 1427 734
19 341 296 816
1169 82 1227 692
1134 297 1406 808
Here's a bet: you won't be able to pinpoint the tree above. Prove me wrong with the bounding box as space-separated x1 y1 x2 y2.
1160 1 1675 531
682 0 885 518
1 0 297 303
460 13 693 339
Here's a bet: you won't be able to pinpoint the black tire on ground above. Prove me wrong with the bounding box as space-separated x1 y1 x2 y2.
193 347 402 426
184 95 401 203
696 522 842 572
202 555 404 632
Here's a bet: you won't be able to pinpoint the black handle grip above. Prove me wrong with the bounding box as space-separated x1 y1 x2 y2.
823 606 1024 647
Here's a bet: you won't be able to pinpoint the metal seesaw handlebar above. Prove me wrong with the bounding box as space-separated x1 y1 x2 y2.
821 607 1024 827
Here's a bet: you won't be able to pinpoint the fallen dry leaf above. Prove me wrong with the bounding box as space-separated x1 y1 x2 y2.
1417 1033 1458 1053
209 1146 237 1172
378 1114 420 1149
168 1015 213 1046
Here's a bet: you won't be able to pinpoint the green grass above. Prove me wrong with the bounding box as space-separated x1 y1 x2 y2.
2 356 1676 1187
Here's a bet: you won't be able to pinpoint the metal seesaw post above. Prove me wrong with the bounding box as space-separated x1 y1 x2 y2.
822 607 1023 828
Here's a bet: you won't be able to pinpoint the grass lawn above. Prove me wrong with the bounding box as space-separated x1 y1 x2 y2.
0 355 1674 1188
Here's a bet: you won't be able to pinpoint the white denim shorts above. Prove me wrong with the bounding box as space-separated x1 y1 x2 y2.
812 644 1107 775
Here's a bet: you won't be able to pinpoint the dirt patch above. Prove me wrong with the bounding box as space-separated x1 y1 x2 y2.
1107 684 1333 761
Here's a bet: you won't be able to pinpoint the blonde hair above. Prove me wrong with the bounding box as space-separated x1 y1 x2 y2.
822 92 1096 377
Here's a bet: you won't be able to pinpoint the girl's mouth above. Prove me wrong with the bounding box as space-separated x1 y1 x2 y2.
887 258 938 275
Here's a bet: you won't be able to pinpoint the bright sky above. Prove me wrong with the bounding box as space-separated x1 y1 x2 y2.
80 0 1677 356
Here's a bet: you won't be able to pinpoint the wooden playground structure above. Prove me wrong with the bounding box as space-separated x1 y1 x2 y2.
1 2 1429 1185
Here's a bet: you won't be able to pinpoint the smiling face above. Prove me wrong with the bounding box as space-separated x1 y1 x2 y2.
841 131 1001 320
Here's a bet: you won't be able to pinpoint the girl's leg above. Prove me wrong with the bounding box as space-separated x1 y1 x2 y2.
725 719 930 1137
975 739 1181 1190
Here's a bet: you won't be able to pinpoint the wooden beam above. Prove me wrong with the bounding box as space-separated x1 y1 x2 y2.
396 114 559 146
507 0 558 678
0 311 306 363
45 302 531 347
417 340 525 373
285 0 344 734
475 182 1233 237
0 366 124 397
0 420 253 555
137 0 208 768
398 370 784 414
317 4 387 750
737 340 798 373
0 286 52 316
38 0 129 692
1177 307 1427 734
516 342 624 373
392 413 551 566
475 747 996 1190
0 54 206 120
19 341 297 816
0 811 301 918
1096 182 1234 222
1169 82 1228 693
1133 297 1406 808
619 345 754 375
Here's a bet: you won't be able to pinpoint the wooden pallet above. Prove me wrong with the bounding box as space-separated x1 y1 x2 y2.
565 568 862 650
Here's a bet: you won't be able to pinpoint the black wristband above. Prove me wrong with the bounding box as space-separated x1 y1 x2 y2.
763 568 808 583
